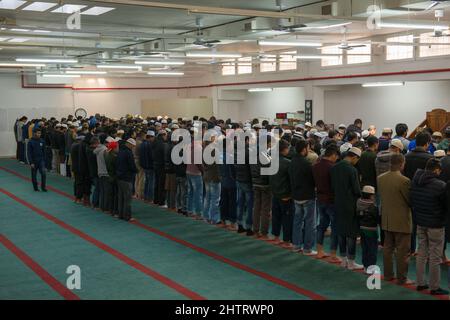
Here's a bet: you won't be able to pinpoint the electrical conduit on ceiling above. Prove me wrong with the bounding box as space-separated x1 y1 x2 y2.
20 68 450 91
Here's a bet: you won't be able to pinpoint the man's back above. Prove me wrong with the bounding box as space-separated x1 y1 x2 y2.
377 171 411 234
410 169 447 229
358 149 377 188
404 148 433 180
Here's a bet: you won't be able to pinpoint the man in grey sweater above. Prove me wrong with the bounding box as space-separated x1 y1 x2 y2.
94 136 109 212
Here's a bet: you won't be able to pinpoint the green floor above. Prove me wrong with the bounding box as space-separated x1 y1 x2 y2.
0 159 448 300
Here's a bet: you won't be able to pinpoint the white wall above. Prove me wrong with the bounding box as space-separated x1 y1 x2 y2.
324 80 450 134
216 87 305 122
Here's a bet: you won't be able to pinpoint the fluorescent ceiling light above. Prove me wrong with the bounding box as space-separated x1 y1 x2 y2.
248 88 273 92
52 4 86 14
0 62 45 67
97 64 142 70
10 28 30 32
42 74 81 78
0 37 9 42
81 6 115 15
295 55 340 59
147 71 184 76
314 22 352 29
7 38 28 43
21 2 58 12
17 58 78 63
377 22 449 30
258 40 322 47
135 60 185 66
0 0 26 10
66 70 107 75
362 82 405 88
33 30 51 33
186 52 242 58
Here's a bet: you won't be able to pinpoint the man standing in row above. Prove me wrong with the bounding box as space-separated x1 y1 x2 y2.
27 128 47 192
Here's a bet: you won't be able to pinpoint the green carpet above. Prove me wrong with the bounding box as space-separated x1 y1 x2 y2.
0 159 446 300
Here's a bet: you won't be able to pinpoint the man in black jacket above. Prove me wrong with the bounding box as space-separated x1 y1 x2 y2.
235 137 254 235
289 139 317 255
410 159 448 295
405 131 433 255
117 138 138 221
87 137 100 208
153 130 168 206
140 130 155 202
269 139 293 248
250 133 272 240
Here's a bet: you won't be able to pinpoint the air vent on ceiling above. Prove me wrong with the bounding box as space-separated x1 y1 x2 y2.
322 4 332 15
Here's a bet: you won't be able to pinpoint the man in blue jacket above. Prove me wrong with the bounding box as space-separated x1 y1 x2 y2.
27 128 47 192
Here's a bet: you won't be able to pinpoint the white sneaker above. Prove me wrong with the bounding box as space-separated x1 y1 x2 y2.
303 250 318 256
347 259 364 270
340 257 348 268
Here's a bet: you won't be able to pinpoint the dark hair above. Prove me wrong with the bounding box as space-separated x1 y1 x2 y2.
90 136 100 145
324 144 339 157
390 153 405 170
34 128 42 133
415 132 431 147
279 139 290 153
367 135 379 147
347 131 358 141
354 119 362 126
295 139 308 154
395 123 408 137
328 129 339 139
316 120 325 127
425 158 441 171
445 126 450 138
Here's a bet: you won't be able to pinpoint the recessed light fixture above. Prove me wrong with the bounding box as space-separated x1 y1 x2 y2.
248 88 273 92
52 4 87 14
0 62 46 67
377 21 449 30
66 70 107 75
42 74 81 78
81 6 115 15
186 52 242 58
0 0 26 10
295 55 340 59
362 82 405 88
21 2 58 12
135 60 185 66
258 40 322 47
16 58 78 63
147 71 184 76
10 28 30 32
97 64 142 70
7 38 29 43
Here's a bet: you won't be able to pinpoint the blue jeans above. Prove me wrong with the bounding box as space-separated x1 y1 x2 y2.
31 160 46 190
91 177 100 208
143 169 155 201
316 202 338 251
293 200 316 252
237 182 254 229
203 182 221 223
187 174 203 215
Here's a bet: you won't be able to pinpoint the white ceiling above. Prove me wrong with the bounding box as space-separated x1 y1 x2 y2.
0 0 449 77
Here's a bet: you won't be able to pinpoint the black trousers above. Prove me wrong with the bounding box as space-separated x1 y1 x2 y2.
99 176 110 211
271 198 294 242
117 180 132 221
31 161 46 190
361 233 378 269
154 167 166 205
220 186 237 223
74 173 90 200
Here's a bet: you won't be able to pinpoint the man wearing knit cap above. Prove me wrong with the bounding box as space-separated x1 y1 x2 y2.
331 147 364 270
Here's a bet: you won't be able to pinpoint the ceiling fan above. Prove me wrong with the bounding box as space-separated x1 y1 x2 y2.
336 26 367 50
169 17 221 48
